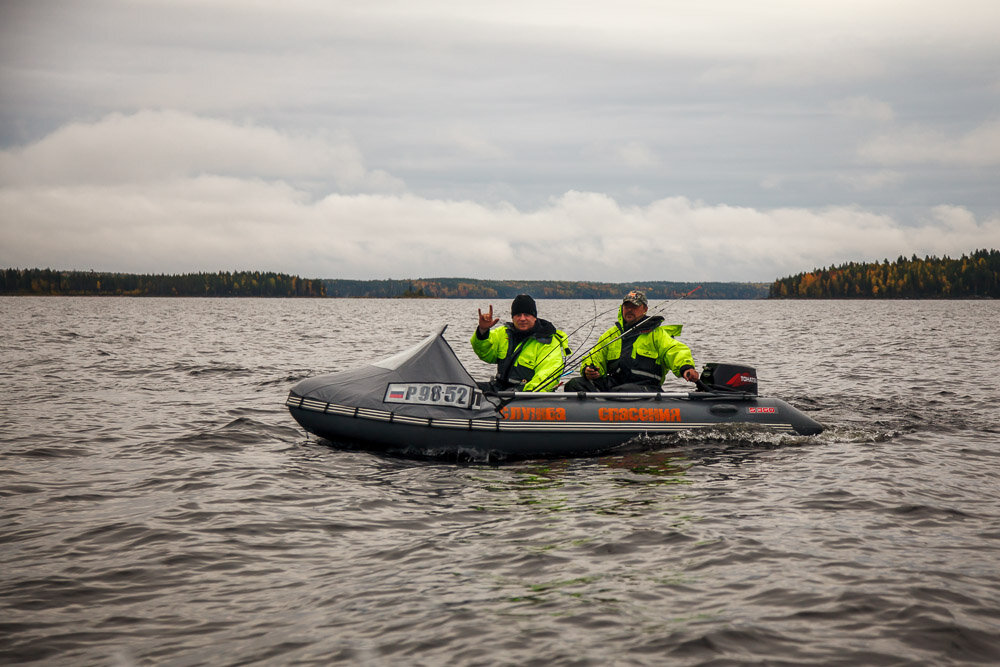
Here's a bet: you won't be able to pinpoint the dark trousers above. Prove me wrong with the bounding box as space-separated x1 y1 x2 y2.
563 377 660 393
563 376 603 393
478 379 521 395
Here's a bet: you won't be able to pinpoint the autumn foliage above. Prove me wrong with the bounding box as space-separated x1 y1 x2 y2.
770 249 999 298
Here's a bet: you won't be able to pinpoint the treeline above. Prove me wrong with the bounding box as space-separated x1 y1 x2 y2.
1 269 326 297
770 249 999 298
324 278 770 299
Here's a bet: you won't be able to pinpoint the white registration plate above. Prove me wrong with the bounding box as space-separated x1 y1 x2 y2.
384 383 474 409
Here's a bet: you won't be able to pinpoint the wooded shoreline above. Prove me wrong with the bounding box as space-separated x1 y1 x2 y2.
4 249 997 298
0 269 767 299
769 249 998 299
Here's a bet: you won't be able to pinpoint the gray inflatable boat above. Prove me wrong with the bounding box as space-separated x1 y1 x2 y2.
286 326 824 459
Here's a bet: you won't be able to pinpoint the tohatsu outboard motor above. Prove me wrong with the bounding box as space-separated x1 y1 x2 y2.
700 363 758 395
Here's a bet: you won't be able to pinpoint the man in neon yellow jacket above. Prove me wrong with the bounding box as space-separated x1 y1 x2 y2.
471 294 570 392
565 290 700 392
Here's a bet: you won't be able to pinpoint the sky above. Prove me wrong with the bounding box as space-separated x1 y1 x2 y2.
1 0 999 282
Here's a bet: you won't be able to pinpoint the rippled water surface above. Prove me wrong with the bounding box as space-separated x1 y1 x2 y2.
2 297 999 665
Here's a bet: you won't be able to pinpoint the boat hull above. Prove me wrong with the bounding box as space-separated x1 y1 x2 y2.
286 390 823 459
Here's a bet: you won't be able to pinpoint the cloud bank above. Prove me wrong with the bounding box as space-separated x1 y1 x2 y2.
2 3 999 281
3 112 997 282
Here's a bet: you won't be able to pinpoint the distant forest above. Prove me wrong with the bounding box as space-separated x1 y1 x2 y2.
1 269 326 297
0 269 764 298
7 252 996 299
770 249 999 298
324 279 769 299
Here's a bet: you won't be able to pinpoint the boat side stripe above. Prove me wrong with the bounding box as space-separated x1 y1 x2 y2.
286 393 798 433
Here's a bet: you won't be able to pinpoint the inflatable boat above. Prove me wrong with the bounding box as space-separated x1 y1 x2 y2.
286 326 824 459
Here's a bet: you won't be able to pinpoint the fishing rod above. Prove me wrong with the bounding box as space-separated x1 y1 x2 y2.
478 294 611 395
518 284 702 382
480 285 703 401
558 296 620 344
580 297 599 355
533 285 704 390
559 286 702 371
527 296 604 387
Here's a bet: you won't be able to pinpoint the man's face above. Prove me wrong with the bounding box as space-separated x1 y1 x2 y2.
512 313 537 331
621 302 647 325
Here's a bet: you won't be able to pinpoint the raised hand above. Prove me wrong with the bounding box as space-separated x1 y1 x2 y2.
477 305 499 333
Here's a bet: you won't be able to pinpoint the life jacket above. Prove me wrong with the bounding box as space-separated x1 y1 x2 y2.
606 315 667 387
493 319 567 389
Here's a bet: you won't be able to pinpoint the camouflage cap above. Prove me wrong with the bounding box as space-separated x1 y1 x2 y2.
623 290 647 306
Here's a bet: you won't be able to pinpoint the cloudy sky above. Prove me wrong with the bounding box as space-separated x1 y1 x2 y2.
1 1 998 282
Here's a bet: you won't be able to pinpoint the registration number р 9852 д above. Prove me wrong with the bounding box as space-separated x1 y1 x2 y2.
384 383 473 408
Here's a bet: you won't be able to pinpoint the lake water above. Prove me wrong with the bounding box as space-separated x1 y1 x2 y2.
2 297 999 665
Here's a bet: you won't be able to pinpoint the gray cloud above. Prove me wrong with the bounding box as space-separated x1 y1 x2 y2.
859 120 1000 167
0 110 403 193
2 2 999 280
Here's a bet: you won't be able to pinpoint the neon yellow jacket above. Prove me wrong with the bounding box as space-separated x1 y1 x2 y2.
471 319 570 392
581 309 695 386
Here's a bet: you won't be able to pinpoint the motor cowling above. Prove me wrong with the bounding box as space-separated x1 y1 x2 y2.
701 363 758 395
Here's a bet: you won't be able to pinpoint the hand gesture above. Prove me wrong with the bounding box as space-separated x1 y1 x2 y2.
584 364 601 380
683 368 700 383
477 306 499 333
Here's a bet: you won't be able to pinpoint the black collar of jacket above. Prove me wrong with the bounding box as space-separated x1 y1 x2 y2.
506 318 558 344
619 314 664 336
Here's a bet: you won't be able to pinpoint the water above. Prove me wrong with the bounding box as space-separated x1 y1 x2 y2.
2 297 999 665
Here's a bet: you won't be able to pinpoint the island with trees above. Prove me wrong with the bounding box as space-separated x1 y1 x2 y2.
769 249 998 298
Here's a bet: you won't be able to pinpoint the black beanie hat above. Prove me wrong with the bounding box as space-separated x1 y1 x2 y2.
511 294 537 317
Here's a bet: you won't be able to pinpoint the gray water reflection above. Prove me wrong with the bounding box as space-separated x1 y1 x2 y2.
1 297 999 665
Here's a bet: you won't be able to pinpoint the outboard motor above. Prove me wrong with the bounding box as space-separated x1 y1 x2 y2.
701 363 758 395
